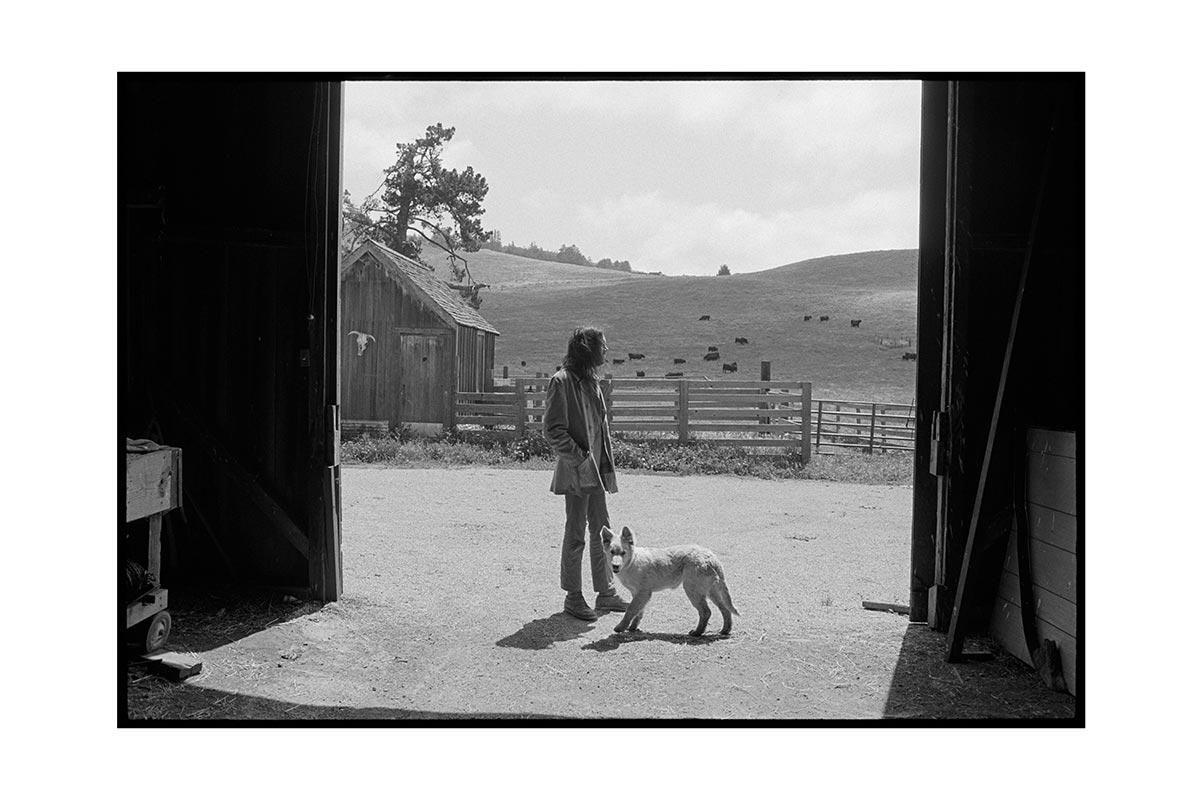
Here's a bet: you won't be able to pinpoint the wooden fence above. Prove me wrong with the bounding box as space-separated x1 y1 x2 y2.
811 399 917 455
459 376 812 463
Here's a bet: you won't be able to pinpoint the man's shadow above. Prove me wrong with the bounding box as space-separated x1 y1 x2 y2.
495 612 597 650
581 631 728 653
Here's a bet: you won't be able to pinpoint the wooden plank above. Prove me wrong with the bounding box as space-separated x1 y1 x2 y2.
815 399 916 411
125 448 183 522
1027 451 1076 516
612 408 680 417
863 601 910 615
999 533 1077 604
687 423 810 433
1027 502 1077 554
995 568 1076 637
126 588 168 628
147 515 162 584
689 396 800 405
689 408 799 420
457 402 519 414
614 421 679 431
1027 427 1076 459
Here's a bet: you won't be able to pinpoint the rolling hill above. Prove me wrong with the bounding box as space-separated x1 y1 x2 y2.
430 247 920 403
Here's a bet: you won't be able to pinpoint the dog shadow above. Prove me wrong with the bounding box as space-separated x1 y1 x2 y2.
582 630 729 652
495 612 596 651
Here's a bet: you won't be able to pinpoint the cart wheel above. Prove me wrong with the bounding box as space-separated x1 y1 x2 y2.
143 611 172 653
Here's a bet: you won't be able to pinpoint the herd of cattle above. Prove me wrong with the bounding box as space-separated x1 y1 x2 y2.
513 313 917 379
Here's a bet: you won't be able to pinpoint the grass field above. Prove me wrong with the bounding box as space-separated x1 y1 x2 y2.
432 247 919 403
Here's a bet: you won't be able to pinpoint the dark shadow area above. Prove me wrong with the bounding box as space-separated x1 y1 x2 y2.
124 586 321 654
882 623 1076 721
495 612 596 650
122 679 574 722
582 631 728 652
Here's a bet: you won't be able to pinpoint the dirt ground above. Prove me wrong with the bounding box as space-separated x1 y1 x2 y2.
125 466 1076 721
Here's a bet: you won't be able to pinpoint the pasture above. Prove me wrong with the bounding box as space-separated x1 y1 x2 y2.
436 248 920 403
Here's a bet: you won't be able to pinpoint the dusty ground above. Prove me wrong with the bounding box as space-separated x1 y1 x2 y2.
125 466 1076 721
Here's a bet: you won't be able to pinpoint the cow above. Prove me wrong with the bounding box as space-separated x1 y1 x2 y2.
722 362 738 373
673 358 686 364
703 352 720 361
666 371 684 378
635 370 646 377
819 315 830 322
734 336 748 344
707 345 719 352
901 352 917 361
611 358 625 364
628 353 645 360
850 319 862 327
803 315 812 322
698 315 711 321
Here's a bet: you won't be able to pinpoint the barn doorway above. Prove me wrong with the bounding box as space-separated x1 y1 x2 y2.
330 77 925 717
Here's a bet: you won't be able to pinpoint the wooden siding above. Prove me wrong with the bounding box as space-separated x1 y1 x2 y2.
989 428 1078 694
341 254 455 426
455 325 497 393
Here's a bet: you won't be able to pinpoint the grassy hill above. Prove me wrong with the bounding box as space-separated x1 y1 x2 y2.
437 247 920 403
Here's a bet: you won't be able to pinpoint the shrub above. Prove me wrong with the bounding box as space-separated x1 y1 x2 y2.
340 429 911 485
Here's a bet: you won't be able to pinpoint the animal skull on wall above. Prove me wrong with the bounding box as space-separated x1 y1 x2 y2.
347 330 376 356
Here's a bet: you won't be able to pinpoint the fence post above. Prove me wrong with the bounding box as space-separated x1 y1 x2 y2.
868 402 877 455
801 382 812 465
502 365 508 379
677 379 689 443
514 382 526 438
815 400 823 455
602 373 614 429
759 361 771 428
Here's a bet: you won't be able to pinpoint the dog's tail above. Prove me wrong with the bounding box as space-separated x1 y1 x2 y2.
714 569 739 616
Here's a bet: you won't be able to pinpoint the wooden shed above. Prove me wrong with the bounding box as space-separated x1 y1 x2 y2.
340 239 500 431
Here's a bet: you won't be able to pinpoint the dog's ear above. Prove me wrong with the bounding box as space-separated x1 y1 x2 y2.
600 526 613 543
621 526 634 543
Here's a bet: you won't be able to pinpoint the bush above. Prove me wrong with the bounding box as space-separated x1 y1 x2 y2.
340 429 911 485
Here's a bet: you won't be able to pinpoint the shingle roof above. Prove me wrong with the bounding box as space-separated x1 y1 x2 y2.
344 240 500 336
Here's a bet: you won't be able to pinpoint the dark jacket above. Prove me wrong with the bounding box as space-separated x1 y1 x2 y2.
543 368 618 495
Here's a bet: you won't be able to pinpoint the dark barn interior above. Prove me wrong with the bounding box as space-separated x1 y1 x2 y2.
119 75 1082 712
120 79 344 601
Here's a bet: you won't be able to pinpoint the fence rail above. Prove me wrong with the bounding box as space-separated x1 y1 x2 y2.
457 375 915 460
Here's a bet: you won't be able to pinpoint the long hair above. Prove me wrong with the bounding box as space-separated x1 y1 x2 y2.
562 327 605 384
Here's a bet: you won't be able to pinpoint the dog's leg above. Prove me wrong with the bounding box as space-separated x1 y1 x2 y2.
713 581 736 635
684 584 711 637
614 591 652 633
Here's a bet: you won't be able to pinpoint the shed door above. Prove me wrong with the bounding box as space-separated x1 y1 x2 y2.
390 331 447 424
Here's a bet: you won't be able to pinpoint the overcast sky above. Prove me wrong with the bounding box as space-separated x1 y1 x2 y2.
344 80 921 276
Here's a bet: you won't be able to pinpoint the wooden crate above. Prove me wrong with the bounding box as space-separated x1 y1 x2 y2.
125 447 182 523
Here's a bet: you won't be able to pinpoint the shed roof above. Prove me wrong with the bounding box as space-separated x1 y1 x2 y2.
343 240 500 336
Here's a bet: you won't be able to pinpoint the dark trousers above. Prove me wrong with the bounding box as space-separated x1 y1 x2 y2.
560 491 615 594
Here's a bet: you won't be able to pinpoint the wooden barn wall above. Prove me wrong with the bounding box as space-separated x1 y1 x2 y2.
990 429 1077 694
932 77 1083 633
120 79 342 595
456 326 475 393
340 255 454 427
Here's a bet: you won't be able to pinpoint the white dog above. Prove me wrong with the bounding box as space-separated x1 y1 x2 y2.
601 525 739 637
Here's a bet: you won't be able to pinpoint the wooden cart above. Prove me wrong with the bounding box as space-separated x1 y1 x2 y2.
125 445 182 654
